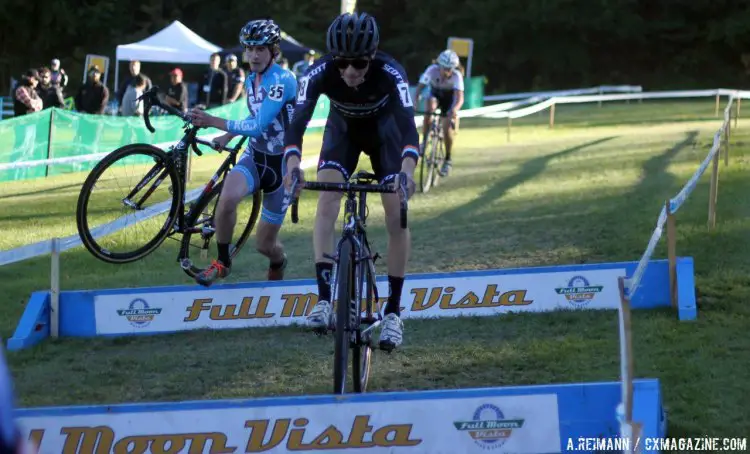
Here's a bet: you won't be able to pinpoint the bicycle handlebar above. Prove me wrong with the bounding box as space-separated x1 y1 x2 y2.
137 86 191 134
288 168 409 229
137 87 246 157
194 137 243 154
414 109 453 117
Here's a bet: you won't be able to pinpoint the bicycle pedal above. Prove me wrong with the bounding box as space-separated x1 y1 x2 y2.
372 253 381 263
180 259 192 270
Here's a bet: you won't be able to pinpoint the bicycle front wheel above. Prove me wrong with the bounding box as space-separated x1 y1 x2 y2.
76 144 181 264
431 133 445 188
352 244 376 393
333 238 355 395
420 130 437 193
178 181 261 278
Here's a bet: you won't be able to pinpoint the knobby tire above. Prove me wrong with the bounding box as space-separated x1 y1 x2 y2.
352 244 375 393
76 144 181 264
333 239 355 394
178 181 261 278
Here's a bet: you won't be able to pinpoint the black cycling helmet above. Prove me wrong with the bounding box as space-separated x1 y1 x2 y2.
326 12 379 58
239 19 281 47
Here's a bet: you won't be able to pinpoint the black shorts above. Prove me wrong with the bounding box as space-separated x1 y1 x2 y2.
233 150 288 225
429 88 455 114
318 110 403 183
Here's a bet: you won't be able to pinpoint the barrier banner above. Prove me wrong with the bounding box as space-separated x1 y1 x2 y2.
20 393 561 453
93 267 625 335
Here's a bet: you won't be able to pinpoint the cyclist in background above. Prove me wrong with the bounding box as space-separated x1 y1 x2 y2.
415 49 465 176
283 12 418 351
189 19 297 286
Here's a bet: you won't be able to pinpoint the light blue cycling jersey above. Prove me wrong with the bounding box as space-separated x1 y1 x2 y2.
225 63 297 155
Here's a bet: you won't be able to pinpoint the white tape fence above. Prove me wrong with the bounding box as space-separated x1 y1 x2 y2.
614 90 743 454
624 91 742 298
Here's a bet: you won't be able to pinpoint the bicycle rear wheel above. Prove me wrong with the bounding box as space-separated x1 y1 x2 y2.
432 133 446 188
352 244 376 393
333 238 355 395
178 181 261 278
76 144 181 264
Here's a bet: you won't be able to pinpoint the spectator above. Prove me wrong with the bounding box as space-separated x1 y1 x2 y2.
292 49 316 78
49 58 68 94
200 52 228 108
120 74 146 116
73 66 109 155
35 67 64 109
224 54 245 103
165 68 189 112
117 60 152 109
12 69 43 116
279 58 290 71
75 65 109 114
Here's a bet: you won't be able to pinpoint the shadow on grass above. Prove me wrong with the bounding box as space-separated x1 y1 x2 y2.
4 127 750 436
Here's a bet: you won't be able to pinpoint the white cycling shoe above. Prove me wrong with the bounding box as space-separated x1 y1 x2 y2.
307 300 332 329
378 313 404 352
307 301 404 351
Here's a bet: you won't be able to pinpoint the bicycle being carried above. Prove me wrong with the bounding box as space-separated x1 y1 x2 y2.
416 108 453 193
288 168 409 395
76 86 261 278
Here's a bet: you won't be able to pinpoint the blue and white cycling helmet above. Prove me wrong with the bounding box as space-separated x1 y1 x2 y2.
437 49 460 69
239 19 281 47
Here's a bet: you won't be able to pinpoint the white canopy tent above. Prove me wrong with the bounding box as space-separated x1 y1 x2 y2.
114 20 221 93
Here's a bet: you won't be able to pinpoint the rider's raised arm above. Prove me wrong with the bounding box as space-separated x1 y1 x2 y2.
283 60 327 163
383 61 420 166
225 71 297 138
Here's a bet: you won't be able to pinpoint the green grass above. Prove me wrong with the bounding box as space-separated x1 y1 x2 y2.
2 99 750 437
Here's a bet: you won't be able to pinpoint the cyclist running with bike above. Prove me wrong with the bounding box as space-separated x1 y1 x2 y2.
415 49 465 177
283 12 419 351
190 19 297 286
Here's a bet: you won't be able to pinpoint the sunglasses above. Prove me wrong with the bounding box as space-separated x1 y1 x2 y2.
333 57 370 70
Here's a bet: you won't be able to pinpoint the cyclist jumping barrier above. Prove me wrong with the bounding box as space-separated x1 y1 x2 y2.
16 379 667 453
7 257 696 351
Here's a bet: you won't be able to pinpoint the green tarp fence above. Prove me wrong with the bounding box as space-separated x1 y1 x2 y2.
0 77 484 183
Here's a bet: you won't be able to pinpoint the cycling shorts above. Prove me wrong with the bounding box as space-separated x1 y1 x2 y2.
231 149 288 225
317 110 403 184
428 87 455 115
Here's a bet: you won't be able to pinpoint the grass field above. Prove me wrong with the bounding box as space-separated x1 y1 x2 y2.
2 99 749 437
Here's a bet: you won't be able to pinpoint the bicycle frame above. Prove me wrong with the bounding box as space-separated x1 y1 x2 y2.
418 108 451 144
330 183 383 337
128 87 247 237
289 171 408 332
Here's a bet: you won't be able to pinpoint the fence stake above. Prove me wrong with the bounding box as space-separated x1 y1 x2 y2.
708 145 720 229
715 93 720 117
50 238 60 338
44 109 55 177
666 200 677 310
735 96 741 129
549 103 556 128
617 276 635 423
725 106 732 167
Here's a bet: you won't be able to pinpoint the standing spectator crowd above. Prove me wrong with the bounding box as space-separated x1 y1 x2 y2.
11 47 317 120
